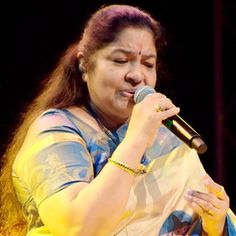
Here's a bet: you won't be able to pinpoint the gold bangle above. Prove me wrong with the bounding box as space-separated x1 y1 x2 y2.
108 158 146 176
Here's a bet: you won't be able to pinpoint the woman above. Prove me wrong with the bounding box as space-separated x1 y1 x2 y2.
0 4 235 236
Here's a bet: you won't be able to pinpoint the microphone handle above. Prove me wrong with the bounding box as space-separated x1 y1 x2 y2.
163 115 208 154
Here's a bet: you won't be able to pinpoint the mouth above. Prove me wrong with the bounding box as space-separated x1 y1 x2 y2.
120 89 136 98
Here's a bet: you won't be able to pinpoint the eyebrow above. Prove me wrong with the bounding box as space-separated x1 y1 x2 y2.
110 48 157 59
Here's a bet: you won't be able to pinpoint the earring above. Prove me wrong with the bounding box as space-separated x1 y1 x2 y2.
78 63 84 73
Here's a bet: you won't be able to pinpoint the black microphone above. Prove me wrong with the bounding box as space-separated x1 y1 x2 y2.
134 86 208 154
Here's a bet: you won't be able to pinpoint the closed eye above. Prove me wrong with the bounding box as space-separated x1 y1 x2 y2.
144 63 155 68
114 59 128 64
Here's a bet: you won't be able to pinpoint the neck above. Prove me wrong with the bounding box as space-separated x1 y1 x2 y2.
87 102 126 130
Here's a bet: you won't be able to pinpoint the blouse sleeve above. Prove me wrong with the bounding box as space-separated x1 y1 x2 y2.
13 110 94 208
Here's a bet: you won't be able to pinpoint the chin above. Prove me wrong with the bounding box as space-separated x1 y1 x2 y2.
114 99 134 116
118 106 133 119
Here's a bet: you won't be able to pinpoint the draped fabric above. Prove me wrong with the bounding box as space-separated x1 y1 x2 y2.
12 108 236 235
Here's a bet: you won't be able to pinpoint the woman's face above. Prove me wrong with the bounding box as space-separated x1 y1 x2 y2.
84 27 157 127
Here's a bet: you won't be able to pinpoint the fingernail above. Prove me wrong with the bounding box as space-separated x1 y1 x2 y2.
187 190 194 196
203 178 210 185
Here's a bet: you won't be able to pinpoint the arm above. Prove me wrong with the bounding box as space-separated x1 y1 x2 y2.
38 94 180 236
39 137 145 236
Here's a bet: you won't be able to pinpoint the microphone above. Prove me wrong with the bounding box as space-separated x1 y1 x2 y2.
134 86 208 154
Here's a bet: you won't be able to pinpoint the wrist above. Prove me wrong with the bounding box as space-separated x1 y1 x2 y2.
202 219 226 236
124 129 155 150
111 137 146 171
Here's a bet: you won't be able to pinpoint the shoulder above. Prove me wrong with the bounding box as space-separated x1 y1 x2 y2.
18 108 80 147
29 108 81 135
65 106 101 132
36 108 74 129
27 107 101 144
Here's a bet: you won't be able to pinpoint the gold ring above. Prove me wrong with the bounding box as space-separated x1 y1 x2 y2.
216 186 224 198
155 104 162 112
207 209 213 215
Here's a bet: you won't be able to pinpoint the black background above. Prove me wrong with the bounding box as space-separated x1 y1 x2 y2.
1 0 236 212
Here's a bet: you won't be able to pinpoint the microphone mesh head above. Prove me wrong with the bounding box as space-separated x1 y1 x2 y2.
134 86 156 103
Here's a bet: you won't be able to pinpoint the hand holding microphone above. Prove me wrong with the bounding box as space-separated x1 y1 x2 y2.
134 86 208 154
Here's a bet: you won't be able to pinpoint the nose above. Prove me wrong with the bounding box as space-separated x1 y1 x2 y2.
125 66 144 86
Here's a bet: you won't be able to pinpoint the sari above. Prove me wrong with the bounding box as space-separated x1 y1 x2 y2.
12 108 236 235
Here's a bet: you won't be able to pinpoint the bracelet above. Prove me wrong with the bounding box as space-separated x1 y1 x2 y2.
108 158 146 176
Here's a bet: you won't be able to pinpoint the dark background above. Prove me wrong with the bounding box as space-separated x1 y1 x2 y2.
1 0 236 212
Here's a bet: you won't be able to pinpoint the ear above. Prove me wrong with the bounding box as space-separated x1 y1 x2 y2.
77 52 86 73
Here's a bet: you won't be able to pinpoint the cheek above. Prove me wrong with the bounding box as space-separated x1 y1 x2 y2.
146 72 157 87
89 61 130 94
102 71 125 89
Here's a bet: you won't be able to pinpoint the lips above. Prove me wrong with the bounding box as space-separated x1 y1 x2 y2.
120 89 136 97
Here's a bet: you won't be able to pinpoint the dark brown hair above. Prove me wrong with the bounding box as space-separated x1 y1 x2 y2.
0 4 164 235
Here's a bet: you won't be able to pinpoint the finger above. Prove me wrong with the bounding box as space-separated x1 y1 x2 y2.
145 93 176 109
157 98 176 111
184 193 229 222
185 191 215 213
203 175 227 200
157 107 180 120
184 188 229 220
143 92 166 102
142 93 180 119
184 195 215 218
186 190 221 209
184 192 227 219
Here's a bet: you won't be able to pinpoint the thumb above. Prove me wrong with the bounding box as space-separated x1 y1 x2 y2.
203 174 226 200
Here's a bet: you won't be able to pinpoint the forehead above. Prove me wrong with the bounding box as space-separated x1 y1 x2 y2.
113 27 156 53
98 27 157 56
